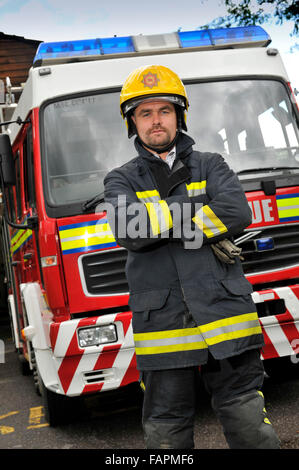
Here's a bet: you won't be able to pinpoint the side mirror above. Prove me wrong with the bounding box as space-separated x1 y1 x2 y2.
0 134 16 186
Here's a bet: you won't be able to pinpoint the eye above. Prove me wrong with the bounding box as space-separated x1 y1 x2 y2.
161 107 172 115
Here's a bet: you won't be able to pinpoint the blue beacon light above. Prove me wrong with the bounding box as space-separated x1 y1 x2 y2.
255 237 275 251
178 25 270 48
33 36 134 64
33 25 270 66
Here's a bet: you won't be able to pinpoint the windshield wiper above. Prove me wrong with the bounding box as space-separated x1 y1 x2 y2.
82 192 105 212
237 166 299 175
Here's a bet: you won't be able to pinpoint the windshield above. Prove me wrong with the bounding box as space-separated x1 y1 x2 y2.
42 79 299 214
187 80 299 173
42 93 133 210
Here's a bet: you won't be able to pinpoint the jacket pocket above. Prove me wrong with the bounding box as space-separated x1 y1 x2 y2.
220 277 253 296
129 289 170 321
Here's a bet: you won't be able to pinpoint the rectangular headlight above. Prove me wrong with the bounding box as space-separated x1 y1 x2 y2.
78 324 117 348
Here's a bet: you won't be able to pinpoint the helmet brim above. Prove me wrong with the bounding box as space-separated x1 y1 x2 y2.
122 94 187 117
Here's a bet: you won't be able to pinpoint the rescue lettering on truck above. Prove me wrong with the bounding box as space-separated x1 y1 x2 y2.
0 25 298 426
247 189 299 227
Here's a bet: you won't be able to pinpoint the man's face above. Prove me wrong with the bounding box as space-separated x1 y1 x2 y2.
132 100 177 152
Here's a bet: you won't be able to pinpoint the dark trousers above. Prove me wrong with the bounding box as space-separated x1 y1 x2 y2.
141 349 280 449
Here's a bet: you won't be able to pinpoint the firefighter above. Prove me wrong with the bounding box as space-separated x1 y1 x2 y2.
103 65 280 449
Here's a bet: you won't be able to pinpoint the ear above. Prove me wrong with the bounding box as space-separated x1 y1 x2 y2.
127 113 137 138
131 113 136 124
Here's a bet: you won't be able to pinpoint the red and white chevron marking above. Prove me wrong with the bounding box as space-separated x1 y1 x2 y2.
49 311 138 396
48 285 299 396
251 285 299 360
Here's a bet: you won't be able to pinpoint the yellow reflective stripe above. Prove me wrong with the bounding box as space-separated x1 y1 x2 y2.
276 196 299 207
186 181 206 190
136 190 160 201
59 223 115 252
134 325 207 355
136 190 172 234
134 313 260 342
192 205 228 238
203 205 227 234
186 181 207 196
60 234 115 250
11 230 23 245
134 326 202 342
135 341 207 355
200 312 262 346
59 223 111 239
140 381 145 391
192 213 215 238
277 208 299 217
200 312 258 333
11 229 32 253
136 190 160 198
158 200 173 231
143 201 173 236
10 233 22 253
134 312 262 355
204 326 262 346
11 228 30 246
144 202 160 236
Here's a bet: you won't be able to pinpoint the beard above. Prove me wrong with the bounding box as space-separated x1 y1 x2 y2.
144 126 174 150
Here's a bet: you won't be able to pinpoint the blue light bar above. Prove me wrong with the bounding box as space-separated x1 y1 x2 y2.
178 30 211 48
179 26 270 49
33 36 134 65
33 26 271 67
100 36 134 54
34 39 100 62
211 25 270 45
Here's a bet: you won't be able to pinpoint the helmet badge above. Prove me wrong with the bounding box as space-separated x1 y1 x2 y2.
141 72 160 89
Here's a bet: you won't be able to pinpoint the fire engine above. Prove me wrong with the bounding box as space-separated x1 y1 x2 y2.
0 25 298 426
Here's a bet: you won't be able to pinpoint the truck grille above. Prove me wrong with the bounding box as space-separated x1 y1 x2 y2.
79 224 299 295
238 224 299 276
79 247 129 296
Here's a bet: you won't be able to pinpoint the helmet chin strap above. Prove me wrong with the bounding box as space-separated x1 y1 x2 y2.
137 131 180 155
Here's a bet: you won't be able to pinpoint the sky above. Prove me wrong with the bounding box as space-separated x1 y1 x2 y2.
1 0 298 89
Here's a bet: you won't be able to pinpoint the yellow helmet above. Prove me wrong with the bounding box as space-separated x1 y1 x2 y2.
120 65 189 137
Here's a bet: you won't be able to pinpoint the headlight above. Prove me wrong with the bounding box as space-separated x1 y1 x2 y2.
78 324 117 348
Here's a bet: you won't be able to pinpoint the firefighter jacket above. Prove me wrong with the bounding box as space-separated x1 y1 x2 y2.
104 132 264 371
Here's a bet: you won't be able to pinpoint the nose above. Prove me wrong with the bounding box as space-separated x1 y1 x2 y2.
152 111 161 125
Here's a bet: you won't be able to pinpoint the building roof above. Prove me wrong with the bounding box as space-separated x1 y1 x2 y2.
0 32 41 88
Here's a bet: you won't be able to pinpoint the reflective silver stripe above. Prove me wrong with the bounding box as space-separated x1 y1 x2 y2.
277 205 299 210
144 201 173 236
134 326 207 354
201 318 261 346
193 205 228 238
156 201 173 234
199 312 262 346
136 190 173 236
134 331 205 349
133 312 261 355
186 181 206 197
